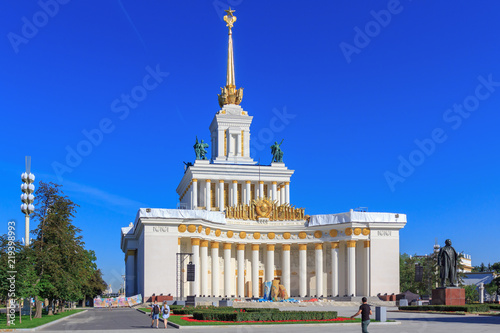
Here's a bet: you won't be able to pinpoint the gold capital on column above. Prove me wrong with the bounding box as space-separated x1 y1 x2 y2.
192 178 198 182
219 180 224 183
178 238 181 245
252 244 259 251
299 244 307 251
259 181 264 184
245 180 251 184
237 244 245 251
200 240 209 247
191 238 200 246
315 243 323 250
211 241 220 249
364 240 371 248
232 180 238 184
267 244 275 251
331 241 340 249
346 240 356 248
223 243 232 250
282 244 290 251
285 182 290 185
206 179 211 183
272 181 277 185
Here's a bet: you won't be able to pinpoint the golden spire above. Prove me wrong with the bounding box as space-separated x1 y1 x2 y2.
218 7 243 108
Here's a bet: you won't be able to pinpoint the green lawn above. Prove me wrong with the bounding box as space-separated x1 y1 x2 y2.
167 315 362 326
0 309 85 329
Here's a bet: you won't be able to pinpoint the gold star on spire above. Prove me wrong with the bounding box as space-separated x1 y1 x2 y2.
224 7 235 16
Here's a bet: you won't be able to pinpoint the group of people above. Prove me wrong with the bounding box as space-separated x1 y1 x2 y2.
150 300 170 329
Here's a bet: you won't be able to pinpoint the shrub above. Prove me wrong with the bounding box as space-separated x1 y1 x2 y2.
399 304 490 312
192 310 338 322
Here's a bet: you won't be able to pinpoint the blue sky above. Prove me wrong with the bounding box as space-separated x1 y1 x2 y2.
2 0 500 290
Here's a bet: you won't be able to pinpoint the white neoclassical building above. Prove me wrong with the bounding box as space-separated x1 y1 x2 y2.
120 8 407 301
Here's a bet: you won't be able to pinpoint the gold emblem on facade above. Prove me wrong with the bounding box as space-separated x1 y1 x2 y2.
298 232 307 239
362 228 370 236
268 232 275 240
314 231 322 239
188 225 196 233
354 228 361 236
225 196 305 221
215 229 221 237
329 229 338 237
345 228 353 236
253 232 261 239
227 230 234 238
178 224 187 233
283 232 291 240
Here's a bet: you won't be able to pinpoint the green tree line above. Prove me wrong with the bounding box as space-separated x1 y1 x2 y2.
0 181 106 324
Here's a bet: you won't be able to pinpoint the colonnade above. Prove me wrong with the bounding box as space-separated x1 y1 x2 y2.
189 179 291 210
188 239 370 298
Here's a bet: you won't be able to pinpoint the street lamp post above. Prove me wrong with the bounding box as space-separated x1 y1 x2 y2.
20 156 35 246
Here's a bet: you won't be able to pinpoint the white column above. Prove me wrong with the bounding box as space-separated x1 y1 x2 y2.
223 243 232 297
272 181 277 201
237 244 245 297
266 244 275 282
232 180 238 206
285 181 290 204
347 240 356 297
299 244 307 297
192 179 198 208
315 243 323 297
251 244 259 297
205 180 211 211
219 180 224 211
277 188 281 205
245 181 251 205
364 240 370 297
259 181 264 199
200 240 208 296
331 242 339 297
211 242 220 296
191 239 200 296
282 244 290 295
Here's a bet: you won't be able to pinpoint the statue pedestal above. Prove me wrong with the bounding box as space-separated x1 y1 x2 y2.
431 287 465 305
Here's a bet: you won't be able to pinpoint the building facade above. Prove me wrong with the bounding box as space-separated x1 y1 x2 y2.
120 8 407 300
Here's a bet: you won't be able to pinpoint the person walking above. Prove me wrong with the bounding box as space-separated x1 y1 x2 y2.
150 300 160 328
351 297 372 333
161 301 170 329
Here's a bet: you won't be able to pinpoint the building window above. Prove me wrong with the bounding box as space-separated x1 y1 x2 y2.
237 183 242 204
211 183 216 208
224 183 229 207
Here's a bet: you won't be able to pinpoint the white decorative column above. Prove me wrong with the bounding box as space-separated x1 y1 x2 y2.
272 181 277 201
200 240 208 296
192 179 198 208
259 181 264 198
223 243 232 297
237 244 245 297
191 239 200 296
211 242 220 296
315 243 323 297
219 180 224 211
245 181 251 205
364 240 370 297
205 179 211 211
277 188 281 205
266 244 275 282
299 244 307 297
232 180 238 205
251 244 259 297
282 244 290 295
331 242 339 297
347 240 356 296
285 181 290 204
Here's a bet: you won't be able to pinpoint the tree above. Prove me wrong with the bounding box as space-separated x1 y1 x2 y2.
30 181 105 317
464 285 479 303
400 253 439 296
